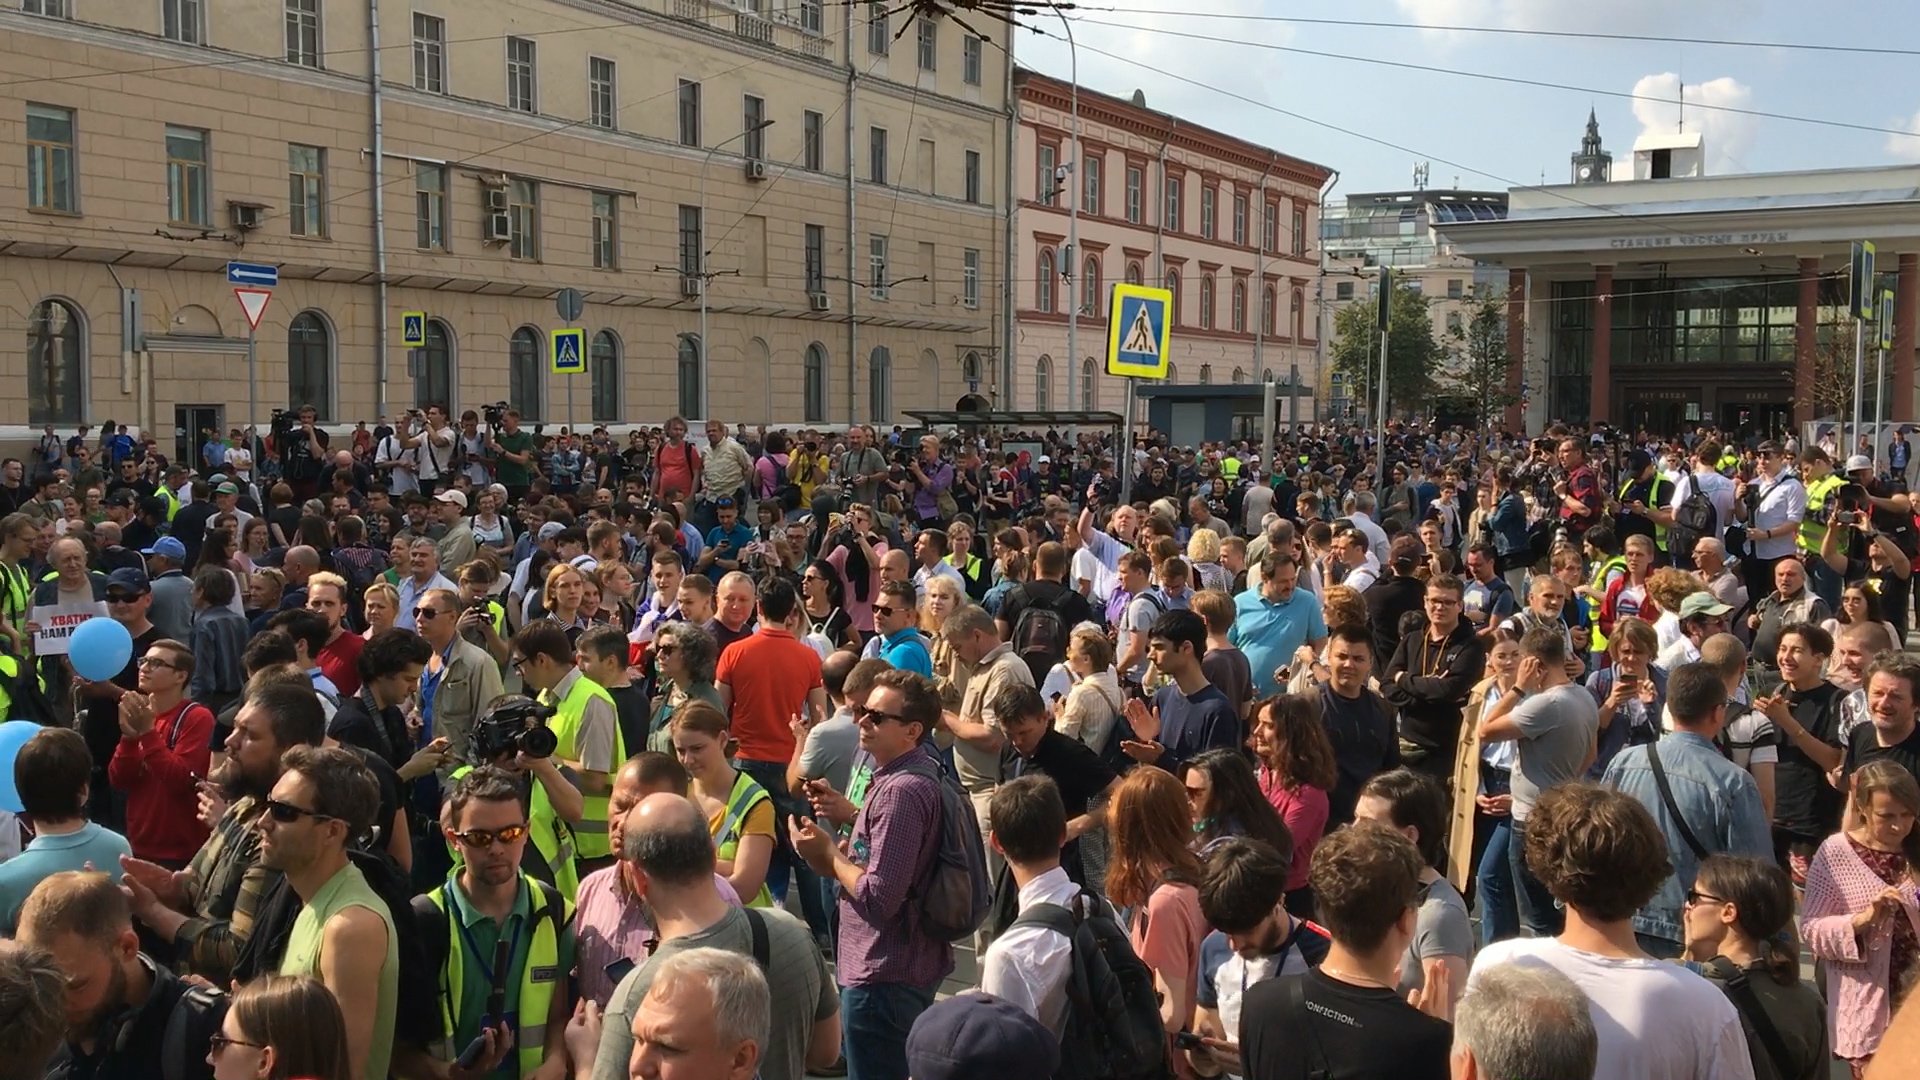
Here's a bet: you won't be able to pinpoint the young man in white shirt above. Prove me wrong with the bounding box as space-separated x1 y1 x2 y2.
978 774 1089 1035
1650 440 1737 571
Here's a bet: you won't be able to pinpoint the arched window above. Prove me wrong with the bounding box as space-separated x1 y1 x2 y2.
1036 247 1056 312
1199 274 1215 330
416 319 453 409
867 346 890 422
1166 270 1181 326
27 299 84 427
1034 355 1052 410
1231 367 1245 384
677 334 703 419
1080 357 1096 410
1082 255 1101 316
806 343 831 423
962 351 982 386
1293 289 1306 341
1125 260 1142 286
1264 367 1275 382
1232 281 1247 333
509 326 543 421
287 311 333 422
1199 363 1213 384
1263 285 1277 336
1166 363 1178 384
591 330 621 422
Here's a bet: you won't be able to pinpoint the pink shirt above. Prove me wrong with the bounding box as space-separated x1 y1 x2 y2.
1802 831 1920 1060
826 540 887 633
573 865 742 1007
1259 769 1330 893
1131 881 1205 1077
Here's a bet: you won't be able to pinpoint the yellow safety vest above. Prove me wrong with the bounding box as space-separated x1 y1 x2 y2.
541 673 625 861
715 770 774 908
160 487 180 522
0 561 29 635
1717 452 1741 477
1587 555 1627 653
447 765 578 903
426 873 570 1079
1618 477 1672 550
1800 474 1845 555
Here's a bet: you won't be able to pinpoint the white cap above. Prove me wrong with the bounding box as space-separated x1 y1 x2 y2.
1845 454 1874 473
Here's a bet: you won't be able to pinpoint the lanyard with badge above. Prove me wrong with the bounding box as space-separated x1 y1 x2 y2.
453 893 519 1070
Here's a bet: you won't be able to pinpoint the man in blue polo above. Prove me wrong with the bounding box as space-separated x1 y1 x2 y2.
1231 550 1328 697
870 579 931 676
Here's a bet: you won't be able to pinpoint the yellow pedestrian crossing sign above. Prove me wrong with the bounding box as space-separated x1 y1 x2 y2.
400 312 426 348
1105 283 1173 379
551 328 586 374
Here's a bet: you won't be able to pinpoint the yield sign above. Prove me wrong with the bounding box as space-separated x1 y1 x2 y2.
234 288 272 331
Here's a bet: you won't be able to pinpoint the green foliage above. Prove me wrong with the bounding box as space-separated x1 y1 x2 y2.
1330 283 1442 418
1442 292 1517 429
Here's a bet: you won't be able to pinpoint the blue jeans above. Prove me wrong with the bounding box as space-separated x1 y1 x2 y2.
842 981 938 1080
1475 815 1520 946
1509 818 1564 937
1806 554 1843 611
736 757 831 941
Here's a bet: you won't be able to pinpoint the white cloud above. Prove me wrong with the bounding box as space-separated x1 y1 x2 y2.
1629 72 1755 174
1887 108 1920 161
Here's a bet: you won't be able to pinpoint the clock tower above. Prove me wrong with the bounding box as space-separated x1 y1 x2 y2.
1571 108 1611 184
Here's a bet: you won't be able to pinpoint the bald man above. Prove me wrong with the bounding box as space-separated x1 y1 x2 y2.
280 544 321 610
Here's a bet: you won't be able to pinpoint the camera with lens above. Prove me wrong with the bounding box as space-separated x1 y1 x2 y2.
471 697 559 763
482 401 509 428
269 407 295 443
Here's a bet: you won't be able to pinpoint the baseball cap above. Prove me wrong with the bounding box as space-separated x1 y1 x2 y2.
434 489 469 510
906 994 1059 1080
104 490 135 508
106 567 151 596
1845 454 1874 473
1679 592 1733 619
1755 440 1782 456
537 521 565 541
215 482 239 496
141 535 187 561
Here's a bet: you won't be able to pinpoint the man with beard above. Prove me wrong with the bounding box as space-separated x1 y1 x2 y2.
19 871 219 1080
117 681 327 983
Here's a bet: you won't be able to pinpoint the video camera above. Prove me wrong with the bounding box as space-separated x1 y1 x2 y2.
269 407 296 444
471 696 559 763
482 401 509 428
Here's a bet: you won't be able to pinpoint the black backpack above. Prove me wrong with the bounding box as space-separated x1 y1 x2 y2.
1669 474 1719 554
1011 892 1174 1080
1011 585 1077 684
159 980 226 1080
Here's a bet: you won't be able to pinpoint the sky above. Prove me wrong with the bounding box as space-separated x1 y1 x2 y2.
1012 0 1920 200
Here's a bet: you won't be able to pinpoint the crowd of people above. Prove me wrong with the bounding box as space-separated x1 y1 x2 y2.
0 406 1917 1080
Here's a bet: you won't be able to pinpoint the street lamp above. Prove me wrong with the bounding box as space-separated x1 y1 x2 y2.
698 118 775 420
1055 10 1080 427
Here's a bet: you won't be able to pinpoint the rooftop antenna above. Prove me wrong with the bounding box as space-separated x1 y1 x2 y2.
1677 80 1686 134
1413 161 1429 190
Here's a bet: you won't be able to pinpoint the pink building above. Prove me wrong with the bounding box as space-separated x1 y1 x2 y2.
1013 69 1333 422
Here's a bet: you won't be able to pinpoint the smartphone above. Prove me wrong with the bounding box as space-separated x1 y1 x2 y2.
1172 1031 1205 1052
604 957 637 986
456 1034 491 1069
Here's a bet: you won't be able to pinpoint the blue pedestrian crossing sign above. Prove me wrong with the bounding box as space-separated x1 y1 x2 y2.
551 328 586 374
400 312 426 348
1105 283 1173 379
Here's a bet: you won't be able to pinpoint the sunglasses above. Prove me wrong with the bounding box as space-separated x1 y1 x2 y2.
1683 890 1727 908
414 606 442 620
872 604 898 617
447 824 529 848
852 703 912 727
263 797 333 824
654 644 678 656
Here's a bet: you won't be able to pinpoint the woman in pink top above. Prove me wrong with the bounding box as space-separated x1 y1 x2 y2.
821 502 886 636
1107 767 1208 1079
1249 693 1335 920
1802 760 1920 1077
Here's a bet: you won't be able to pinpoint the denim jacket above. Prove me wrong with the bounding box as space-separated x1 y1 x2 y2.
1602 730 1772 946
1488 491 1529 557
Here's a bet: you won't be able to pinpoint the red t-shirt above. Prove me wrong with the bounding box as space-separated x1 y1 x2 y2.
714 627 824 763
317 630 366 697
654 441 702 500
107 699 214 863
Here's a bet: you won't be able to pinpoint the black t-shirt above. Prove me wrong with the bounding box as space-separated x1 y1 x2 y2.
346 744 405 861
1773 681 1845 839
171 500 218 566
1846 722 1920 784
1015 729 1117 819
283 426 331 481
1318 686 1402 827
82 625 166 768
605 683 651 763
1240 968 1451 1080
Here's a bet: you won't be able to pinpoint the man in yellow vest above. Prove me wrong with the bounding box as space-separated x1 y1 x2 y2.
1797 446 1847 609
512 620 623 876
399 766 575 1080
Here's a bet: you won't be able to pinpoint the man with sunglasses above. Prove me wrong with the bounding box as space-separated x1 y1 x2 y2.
417 588 505 783
397 538 457 631
106 638 212 870
869 579 931 676
70 567 164 830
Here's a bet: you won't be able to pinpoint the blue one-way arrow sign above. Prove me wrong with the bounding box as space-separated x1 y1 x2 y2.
227 261 279 288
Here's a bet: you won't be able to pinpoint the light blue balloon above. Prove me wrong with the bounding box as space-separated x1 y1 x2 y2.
68 617 134 683
0 720 40 812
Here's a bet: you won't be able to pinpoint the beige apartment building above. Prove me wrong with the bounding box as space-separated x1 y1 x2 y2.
1011 69 1331 422
3 0 1010 449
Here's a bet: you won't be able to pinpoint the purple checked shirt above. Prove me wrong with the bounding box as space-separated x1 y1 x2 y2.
834 744 954 988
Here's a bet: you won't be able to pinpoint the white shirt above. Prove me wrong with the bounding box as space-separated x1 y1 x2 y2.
1347 510 1391 564
415 425 456 481
1747 471 1806 561
912 559 964 600
1468 939 1755 1080
376 434 418 495
1072 546 1113 604
1341 554 1381 593
979 866 1086 1034
1668 469 1737 542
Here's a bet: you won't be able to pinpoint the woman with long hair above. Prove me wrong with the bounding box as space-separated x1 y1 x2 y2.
1586 616 1667 777
1804 759 1920 1076
237 517 273 575
207 974 352 1080
647 620 722 752
1823 581 1901 654
592 562 638 633
822 501 886 639
1646 568 1704 654
361 582 399 639
469 486 515 562
1449 625 1523 945
922 574 969 710
1056 627 1125 754
1185 748 1293 858
800 558 857 652
669 701 775 907
1247 694 1335 918
1186 528 1231 593
1106 767 1208 1062
540 561 589 643
1685 855 1830 1080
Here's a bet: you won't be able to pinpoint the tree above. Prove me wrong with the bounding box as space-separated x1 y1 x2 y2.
1330 283 1442 419
1441 292 1517 430
1796 333 1859 421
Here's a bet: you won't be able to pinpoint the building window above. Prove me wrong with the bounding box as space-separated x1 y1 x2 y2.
1232 281 1246 332
1293 289 1305 339
506 37 537 113
1036 247 1056 313
1036 143 1056 206
26 103 76 213
743 96 766 160
1165 175 1182 232
591 330 620 422
1125 166 1142 223
869 127 888 184
1292 208 1306 256
1083 154 1102 216
1126 260 1142 286
591 191 618 269
869 235 889 299
962 351 981 384
1263 286 1276 336
964 150 981 204
285 0 321 67
27 298 83 426
165 125 209 226
509 327 544 421
413 13 445 93
678 205 702 276
1035 356 1052 410
803 111 823 171
508 177 538 260
588 57 616 129
1200 274 1215 330
163 0 203 44
867 1 889 55
962 248 979 308
916 17 936 70
1233 193 1248 246
1081 358 1096 410
416 319 453 408
1446 310 1463 333
678 79 701 147
1199 363 1212 384
1201 186 1216 239
1232 367 1245 384
287 311 332 421
963 35 981 85
677 334 703 419
1264 201 1279 252
287 144 326 237
1166 269 1181 325
866 346 889 423
1335 281 1353 301
1447 278 1464 299
804 224 825 293
1082 255 1101 316
23 0 71 16
414 163 445 250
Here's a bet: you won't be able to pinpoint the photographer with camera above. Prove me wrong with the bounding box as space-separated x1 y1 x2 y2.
512 620 624 876
1838 454 1917 640
274 403 330 501
450 695 586 900
400 404 458 498
1819 478 1914 644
